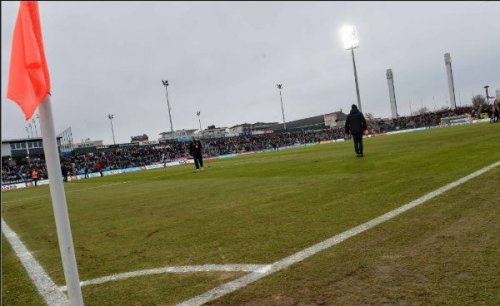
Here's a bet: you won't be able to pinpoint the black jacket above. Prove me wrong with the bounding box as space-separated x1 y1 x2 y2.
189 140 203 156
345 108 367 134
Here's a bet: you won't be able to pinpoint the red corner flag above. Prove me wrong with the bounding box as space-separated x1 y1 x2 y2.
7 1 51 120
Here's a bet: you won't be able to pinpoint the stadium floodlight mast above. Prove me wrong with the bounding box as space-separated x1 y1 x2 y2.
108 114 116 145
32 117 38 137
484 85 493 103
196 111 202 131
28 122 34 138
277 84 287 130
340 25 362 112
162 80 174 134
36 114 40 136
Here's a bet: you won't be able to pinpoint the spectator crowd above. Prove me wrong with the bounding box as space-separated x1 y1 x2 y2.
1 105 494 185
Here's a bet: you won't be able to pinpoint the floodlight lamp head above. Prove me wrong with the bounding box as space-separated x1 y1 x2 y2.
162 80 169 86
277 84 283 90
340 25 359 50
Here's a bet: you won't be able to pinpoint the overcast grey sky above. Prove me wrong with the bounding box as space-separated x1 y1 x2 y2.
2 1 499 145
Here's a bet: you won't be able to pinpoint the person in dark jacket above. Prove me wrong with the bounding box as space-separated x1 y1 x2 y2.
61 164 68 182
189 136 204 172
345 104 368 157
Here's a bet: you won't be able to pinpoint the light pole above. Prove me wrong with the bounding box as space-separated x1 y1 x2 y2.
386 69 398 118
444 53 457 110
25 126 30 138
69 126 74 151
36 114 40 135
484 85 493 103
340 25 362 112
28 122 34 138
108 114 116 145
32 117 38 137
277 84 286 130
162 80 174 134
196 111 202 131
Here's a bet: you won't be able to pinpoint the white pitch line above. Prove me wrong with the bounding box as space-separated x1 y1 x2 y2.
178 160 500 306
59 264 270 291
1 219 69 306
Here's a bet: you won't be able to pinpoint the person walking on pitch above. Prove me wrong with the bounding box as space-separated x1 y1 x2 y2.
345 104 368 157
189 136 204 172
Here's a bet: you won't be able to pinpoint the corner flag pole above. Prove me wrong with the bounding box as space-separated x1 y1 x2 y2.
39 96 84 306
6 1 84 304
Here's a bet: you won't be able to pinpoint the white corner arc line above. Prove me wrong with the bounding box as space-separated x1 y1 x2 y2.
58 264 270 291
178 160 500 306
1 219 69 306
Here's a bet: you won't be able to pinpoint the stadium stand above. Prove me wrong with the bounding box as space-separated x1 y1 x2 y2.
0 105 494 186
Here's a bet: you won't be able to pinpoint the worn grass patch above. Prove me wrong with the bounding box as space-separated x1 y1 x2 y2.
2 123 500 305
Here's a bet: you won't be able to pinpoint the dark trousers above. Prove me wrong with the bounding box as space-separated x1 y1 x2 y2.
193 153 203 169
352 133 363 155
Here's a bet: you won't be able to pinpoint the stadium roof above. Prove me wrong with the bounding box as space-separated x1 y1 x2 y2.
1 137 54 144
271 111 347 131
229 122 278 129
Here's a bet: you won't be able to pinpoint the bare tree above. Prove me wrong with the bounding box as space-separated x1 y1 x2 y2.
472 95 488 108
417 107 430 115
364 112 379 132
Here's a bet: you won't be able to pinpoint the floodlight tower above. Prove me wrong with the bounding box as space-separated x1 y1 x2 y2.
32 115 38 137
162 80 174 134
340 25 362 112
196 111 202 131
484 85 494 102
108 114 116 145
386 69 398 118
444 53 457 110
277 84 286 130
28 122 34 138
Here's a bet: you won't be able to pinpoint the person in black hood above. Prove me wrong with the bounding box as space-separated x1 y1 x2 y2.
61 164 68 182
345 104 367 157
189 136 204 172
